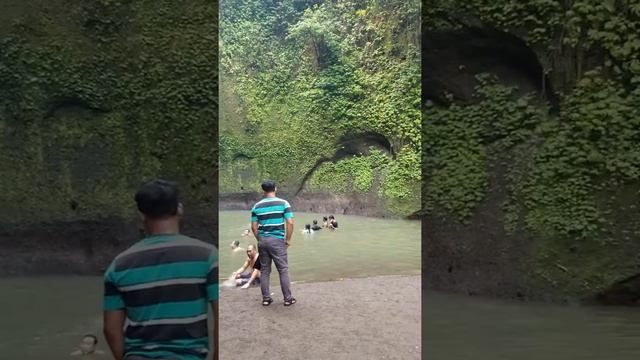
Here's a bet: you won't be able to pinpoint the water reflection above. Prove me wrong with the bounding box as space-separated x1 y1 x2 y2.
424 291 640 360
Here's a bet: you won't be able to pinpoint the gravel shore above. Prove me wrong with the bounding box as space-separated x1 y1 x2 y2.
220 275 421 360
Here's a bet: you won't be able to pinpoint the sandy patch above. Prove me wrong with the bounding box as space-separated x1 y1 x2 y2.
220 275 421 360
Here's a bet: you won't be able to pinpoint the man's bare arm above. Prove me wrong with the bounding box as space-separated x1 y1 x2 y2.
234 258 250 275
251 221 259 241
103 310 126 360
285 218 294 246
242 269 261 288
210 301 219 360
249 269 260 284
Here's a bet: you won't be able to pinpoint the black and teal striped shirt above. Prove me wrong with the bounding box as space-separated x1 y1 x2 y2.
103 234 218 360
251 196 293 240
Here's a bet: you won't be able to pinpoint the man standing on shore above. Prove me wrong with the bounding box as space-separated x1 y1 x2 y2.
251 180 296 306
103 179 219 360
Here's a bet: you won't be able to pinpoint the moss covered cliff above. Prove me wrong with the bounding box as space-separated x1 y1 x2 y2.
219 0 421 217
423 0 640 302
0 0 217 224
0 0 218 274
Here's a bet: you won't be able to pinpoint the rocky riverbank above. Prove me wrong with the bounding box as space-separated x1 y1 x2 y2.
219 191 393 218
0 209 216 276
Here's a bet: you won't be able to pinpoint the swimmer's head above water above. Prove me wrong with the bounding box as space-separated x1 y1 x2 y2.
71 334 105 356
79 334 98 354
230 240 240 249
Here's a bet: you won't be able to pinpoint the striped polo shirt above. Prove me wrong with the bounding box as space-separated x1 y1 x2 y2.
103 234 218 360
251 196 293 240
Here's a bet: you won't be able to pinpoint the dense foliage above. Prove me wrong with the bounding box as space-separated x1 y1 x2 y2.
424 0 640 90
220 0 421 215
424 0 640 296
0 0 217 222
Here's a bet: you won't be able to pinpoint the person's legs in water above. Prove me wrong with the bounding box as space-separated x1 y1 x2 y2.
262 236 293 303
258 240 273 303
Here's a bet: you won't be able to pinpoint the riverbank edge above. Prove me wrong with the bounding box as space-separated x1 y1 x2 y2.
220 191 422 219
0 211 217 276
220 272 422 287
422 210 640 307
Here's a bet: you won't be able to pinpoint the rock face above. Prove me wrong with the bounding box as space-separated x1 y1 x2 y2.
293 132 393 196
422 24 640 304
596 274 640 306
422 27 545 300
423 28 556 107
0 0 217 223
0 0 218 275
220 191 389 218
423 155 535 300
0 213 216 276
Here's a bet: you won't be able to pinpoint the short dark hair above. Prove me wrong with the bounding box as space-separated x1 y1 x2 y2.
232 240 240 246
83 334 98 345
134 180 179 218
261 180 276 192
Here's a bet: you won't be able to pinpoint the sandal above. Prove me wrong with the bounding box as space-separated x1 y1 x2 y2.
284 298 297 306
262 298 273 306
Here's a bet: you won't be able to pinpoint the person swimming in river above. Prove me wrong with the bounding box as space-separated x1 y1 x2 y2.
322 216 329 228
301 224 314 234
230 240 244 252
232 244 261 288
70 334 105 356
311 220 322 231
328 215 339 230
241 229 250 238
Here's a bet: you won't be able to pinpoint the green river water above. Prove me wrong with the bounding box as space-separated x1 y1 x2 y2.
218 211 422 284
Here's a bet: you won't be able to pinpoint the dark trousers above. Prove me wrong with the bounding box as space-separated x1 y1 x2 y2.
258 236 293 301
